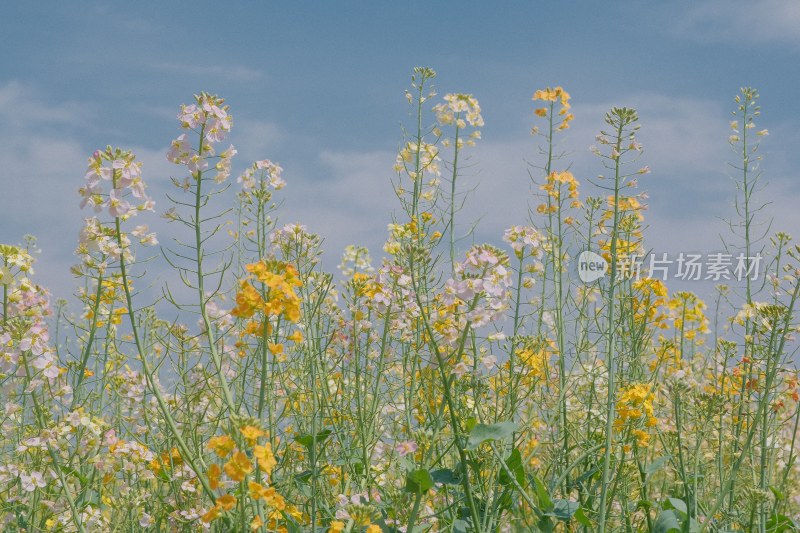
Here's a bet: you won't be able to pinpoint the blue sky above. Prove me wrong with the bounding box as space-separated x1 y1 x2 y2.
1 1 799 301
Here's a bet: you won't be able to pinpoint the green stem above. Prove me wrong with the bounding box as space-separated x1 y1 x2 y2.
597 117 626 532
112 171 217 505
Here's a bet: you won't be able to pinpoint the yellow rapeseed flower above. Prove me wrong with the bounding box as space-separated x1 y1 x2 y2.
240 425 265 446
254 443 278 474
208 435 236 458
223 451 253 482
201 505 221 523
249 480 270 500
217 494 237 511
208 463 222 490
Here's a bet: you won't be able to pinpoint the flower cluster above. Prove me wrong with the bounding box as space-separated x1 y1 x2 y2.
536 170 583 215
338 245 375 276
666 291 710 342
79 147 154 218
443 244 513 329
616 384 657 424
269 224 321 268
231 260 303 324
81 275 129 329
331 492 384 532
76 217 130 267
597 194 647 265
238 159 285 191
514 336 555 380
394 141 441 181
177 92 232 142
383 220 426 256
532 86 574 130
631 277 669 328
729 87 768 145
0 248 61 386
615 383 658 450
213 145 238 183
168 93 235 185
75 147 157 273
202 426 293 529
433 93 483 148
434 93 484 128
368 261 419 340
503 225 545 260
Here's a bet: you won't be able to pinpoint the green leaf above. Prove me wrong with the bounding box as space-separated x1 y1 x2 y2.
498 448 525 487
452 519 469 533
60 465 89 485
766 513 799 533
645 456 670 477
570 464 601 490
496 489 514 512
405 469 434 494
294 429 332 450
665 497 687 516
295 469 313 483
397 454 416 473
430 468 460 485
536 516 556 532
770 485 786 501
573 507 592 527
551 499 579 521
466 421 517 450
654 510 682 533
285 521 303 533
464 417 478 433
530 474 553 510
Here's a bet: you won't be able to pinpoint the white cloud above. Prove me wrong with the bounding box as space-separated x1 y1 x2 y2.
151 63 265 82
0 137 86 298
0 81 89 129
278 149 399 268
234 120 285 161
672 0 800 45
